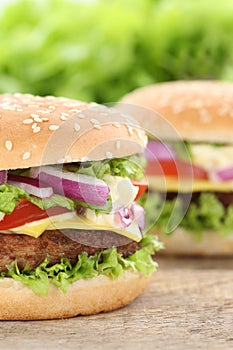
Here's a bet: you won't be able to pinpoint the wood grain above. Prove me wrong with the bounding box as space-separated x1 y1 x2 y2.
0 257 233 350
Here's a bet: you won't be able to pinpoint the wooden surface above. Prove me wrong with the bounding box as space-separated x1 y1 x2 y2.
0 257 233 350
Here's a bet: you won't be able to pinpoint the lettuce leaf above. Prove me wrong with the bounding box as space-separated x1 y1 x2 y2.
141 192 233 237
77 155 146 181
0 184 29 214
0 184 76 214
0 235 162 296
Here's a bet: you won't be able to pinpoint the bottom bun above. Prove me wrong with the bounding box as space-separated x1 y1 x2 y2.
0 271 151 320
156 228 233 256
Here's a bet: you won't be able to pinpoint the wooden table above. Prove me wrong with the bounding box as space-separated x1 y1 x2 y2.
0 257 232 350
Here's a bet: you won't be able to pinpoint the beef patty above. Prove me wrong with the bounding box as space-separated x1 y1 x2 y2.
164 191 233 209
0 229 141 272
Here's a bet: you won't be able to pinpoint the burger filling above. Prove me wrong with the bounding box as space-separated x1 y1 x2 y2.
0 155 162 295
142 141 233 236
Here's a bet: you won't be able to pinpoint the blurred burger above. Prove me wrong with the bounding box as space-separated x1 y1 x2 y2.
121 80 233 256
0 93 161 320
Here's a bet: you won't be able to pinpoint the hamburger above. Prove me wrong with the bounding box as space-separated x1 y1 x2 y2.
121 80 233 256
0 93 161 320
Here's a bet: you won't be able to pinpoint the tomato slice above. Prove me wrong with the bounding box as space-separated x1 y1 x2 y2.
0 199 70 230
132 180 148 200
146 159 208 180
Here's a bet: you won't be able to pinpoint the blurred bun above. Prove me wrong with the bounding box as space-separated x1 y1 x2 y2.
157 228 233 256
121 80 233 143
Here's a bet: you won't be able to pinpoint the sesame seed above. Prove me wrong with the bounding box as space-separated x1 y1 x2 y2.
48 105 56 110
23 118 33 125
60 115 68 121
46 96 56 100
199 109 211 123
57 158 65 164
116 140 121 150
41 117 49 122
37 109 50 114
22 152 31 160
33 126 41 133
143 135 148 147
93 124 102 130
69 108 79 113
49 125 59 131
77 113 85 119
81 156 90 162
106 151 113 159
16 108 23 112
90 118 100 125
136 129 143 140
112 122 121 128
5 140 13 151
74 123 81 132
31 113 40 119
34 117 43 123
32 123 38 129
126 125 134 136
65 155 72 163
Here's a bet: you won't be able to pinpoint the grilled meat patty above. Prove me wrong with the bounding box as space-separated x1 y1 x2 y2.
0 229 141 272
165 191 233 209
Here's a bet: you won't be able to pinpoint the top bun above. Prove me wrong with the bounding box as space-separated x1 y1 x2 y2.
0 94 147 170
121 80 233 143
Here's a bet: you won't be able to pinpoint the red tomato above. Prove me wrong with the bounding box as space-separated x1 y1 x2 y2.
0 199 70 230
145 159 208 180
132 180 148 200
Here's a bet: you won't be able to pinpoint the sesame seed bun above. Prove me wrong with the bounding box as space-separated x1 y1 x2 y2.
121 80 233 143
0 93 147 170
0 271 150 320
0 93 152 320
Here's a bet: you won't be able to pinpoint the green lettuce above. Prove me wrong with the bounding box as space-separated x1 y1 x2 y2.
140 192 233 237
0 184 77 214
76 155 146 181
0 184 26 214
0 235 162 296
1 0 233 103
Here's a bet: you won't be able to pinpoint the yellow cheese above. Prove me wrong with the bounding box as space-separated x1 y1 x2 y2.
7 212 142 242
190 144 233 170
148 175 233 193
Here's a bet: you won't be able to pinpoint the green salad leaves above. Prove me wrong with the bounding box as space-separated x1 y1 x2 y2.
0 235 162 296
1 0 233 102
77 155 145 181
141 192 233 237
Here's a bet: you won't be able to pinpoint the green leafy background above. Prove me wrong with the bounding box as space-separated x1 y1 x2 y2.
0 0 233 103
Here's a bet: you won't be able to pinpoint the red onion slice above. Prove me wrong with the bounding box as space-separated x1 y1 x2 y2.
131 202 145 231
115 207 133 228
211 166 233 182
115 203 145 231
7 174 53 198
30 166 110 206
144 141 175 161
0 170 7 185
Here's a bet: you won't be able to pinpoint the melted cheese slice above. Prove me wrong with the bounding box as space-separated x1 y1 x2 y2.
6 212 142 242
148 176 233 193
191 144 233 170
